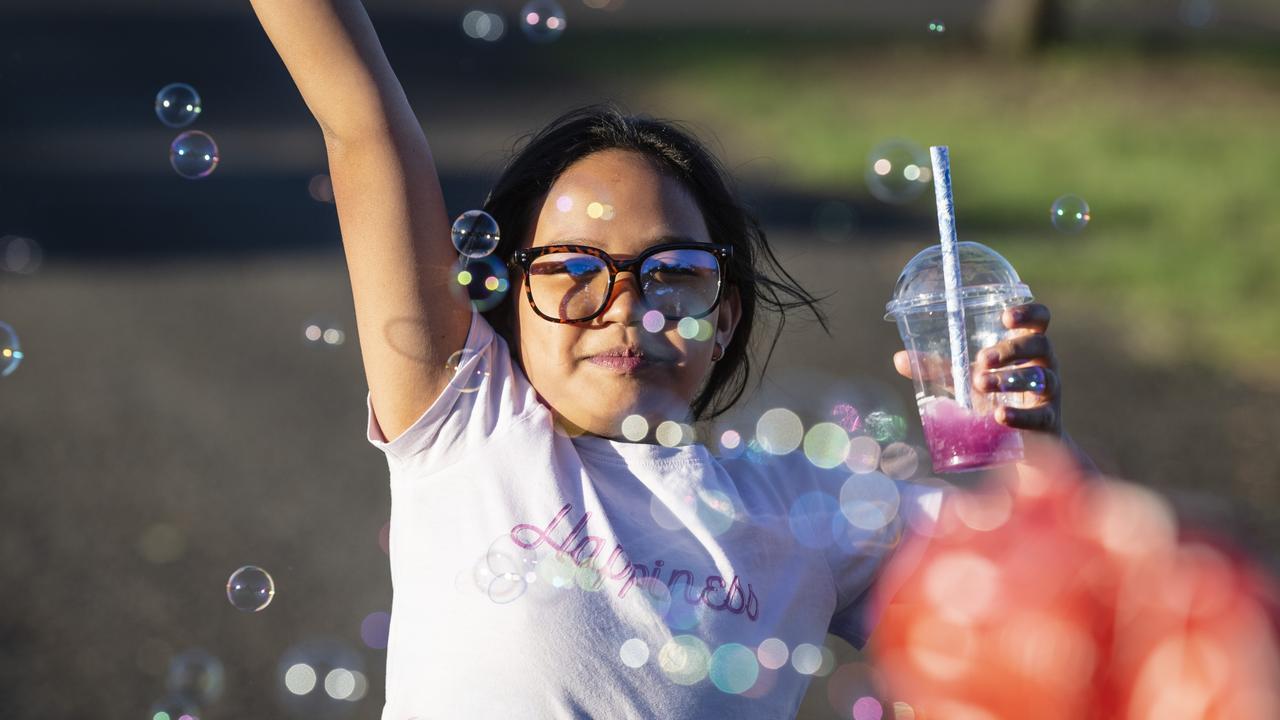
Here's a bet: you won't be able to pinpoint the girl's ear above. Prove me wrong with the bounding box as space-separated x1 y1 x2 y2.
715 285 742 351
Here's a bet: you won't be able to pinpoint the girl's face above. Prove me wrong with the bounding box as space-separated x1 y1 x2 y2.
512 149 741 440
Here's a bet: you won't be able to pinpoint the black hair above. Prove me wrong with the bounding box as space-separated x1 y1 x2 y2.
482 103 829 421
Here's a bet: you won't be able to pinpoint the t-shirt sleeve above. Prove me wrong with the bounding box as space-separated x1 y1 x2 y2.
827 480 944 649
365 309 541 468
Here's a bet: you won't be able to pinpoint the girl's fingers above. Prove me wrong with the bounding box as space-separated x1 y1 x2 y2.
977 333 1057 373
893 350 912 379
975 365 1059 398
1004 303 1051 333
894 350 951 380
996 404 1059 434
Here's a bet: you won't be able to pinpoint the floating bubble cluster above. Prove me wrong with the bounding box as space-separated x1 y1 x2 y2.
169 130 219 180
450 254 510 311
226 565 275 612
520 0 567 43
676 316 715 342
655 420 694 447
1050 194 1091 233
278 638 368 715
462 9 505 41
303 317 345 347
0 321 24 377
451 210 501 258
866 140 932 204
155 83 202 128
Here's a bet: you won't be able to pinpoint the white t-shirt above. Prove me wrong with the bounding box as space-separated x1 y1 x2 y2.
367 310 940 719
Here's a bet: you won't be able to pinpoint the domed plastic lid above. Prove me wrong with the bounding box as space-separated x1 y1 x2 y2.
884 241 1032 320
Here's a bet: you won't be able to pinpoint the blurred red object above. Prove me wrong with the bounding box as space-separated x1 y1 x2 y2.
870 438 1280 720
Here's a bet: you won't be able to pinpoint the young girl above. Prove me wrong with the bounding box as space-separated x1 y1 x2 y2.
250 2 1067 717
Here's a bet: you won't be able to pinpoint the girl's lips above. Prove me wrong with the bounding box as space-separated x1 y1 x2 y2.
587 355 650 373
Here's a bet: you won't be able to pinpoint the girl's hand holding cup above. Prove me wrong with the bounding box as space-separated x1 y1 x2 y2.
895 302 1062 437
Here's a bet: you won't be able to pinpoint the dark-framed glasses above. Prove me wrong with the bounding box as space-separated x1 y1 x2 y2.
509 241 733 323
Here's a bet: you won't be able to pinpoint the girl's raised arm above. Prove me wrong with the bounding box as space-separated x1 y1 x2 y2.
250 0 469 441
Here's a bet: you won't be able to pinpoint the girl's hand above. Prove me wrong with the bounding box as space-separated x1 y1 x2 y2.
893 303 1062 436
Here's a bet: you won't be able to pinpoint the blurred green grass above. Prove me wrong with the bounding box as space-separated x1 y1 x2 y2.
558 35 1280 384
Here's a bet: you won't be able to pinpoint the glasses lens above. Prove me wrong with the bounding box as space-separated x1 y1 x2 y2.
527 253 610 321
640 248 721 319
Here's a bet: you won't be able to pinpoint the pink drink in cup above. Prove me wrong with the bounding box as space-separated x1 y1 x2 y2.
885 241 1032 473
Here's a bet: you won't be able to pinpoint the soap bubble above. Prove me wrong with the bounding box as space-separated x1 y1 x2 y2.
1050 195 1091 233
803 422 851 469
621 414 649 441
307 174 334 203
360 612 391 650
302 317 345 347
831 403 862 433
1179 0 1215 28
277 638 367 715
520 1 567 43
676 316 699 339
450 254 510 312
166 648 224 706
148 695 201 720
1 322 23 377
642 309 665 334
880 442 920 480
462 10 505 42
865 411 907 444
155 83 202 128
756 408 804 455
169 131 219 179
451 210 501 258
226 565 275 612
709 643 760 694
845 435 882 474
0 234 42 274
659 634 712 685
620 638 650 668
812 200 857 243
866 140 931 204
445 348 489 394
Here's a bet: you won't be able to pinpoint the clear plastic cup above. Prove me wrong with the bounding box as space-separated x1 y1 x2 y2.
884 241 1033 473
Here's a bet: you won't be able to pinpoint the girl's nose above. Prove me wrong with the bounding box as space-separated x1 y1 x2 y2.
597 271 648 324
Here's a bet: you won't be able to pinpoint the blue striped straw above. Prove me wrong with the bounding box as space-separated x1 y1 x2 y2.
929 146 972 410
